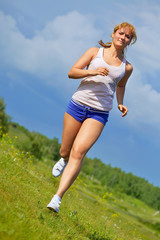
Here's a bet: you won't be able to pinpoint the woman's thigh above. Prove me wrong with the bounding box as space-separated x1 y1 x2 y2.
60 112 82 157
70 118 104 159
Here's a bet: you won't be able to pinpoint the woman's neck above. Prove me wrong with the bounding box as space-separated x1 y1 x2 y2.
105 44 124 59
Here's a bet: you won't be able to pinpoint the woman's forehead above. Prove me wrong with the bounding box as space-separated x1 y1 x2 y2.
117 27 132 35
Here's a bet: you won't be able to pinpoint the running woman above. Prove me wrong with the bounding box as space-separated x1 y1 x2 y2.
47 22 137 213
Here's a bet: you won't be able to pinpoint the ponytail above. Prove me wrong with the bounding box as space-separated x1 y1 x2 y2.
98 40 112 48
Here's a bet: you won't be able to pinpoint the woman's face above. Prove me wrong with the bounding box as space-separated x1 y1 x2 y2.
112 27 132 49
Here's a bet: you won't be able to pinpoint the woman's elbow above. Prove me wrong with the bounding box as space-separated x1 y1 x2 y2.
68 70 73 78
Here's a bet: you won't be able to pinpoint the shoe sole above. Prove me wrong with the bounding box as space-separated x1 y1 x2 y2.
47 206 59 213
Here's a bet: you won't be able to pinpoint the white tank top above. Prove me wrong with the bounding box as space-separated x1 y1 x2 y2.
72 48 126 111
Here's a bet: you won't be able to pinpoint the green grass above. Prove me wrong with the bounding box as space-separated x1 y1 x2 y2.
0 133 160 240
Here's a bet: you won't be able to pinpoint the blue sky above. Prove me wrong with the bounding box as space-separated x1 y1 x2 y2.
0 0 160 187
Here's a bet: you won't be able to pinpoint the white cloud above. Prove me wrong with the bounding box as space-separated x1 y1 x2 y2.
125 69 160 129
0 10 102 80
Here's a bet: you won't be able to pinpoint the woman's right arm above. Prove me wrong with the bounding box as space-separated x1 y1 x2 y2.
68 47 109 79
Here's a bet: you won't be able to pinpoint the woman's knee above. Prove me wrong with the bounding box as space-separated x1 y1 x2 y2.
70 145 85 161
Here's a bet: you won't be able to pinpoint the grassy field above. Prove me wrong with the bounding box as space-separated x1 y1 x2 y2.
0 133 160 240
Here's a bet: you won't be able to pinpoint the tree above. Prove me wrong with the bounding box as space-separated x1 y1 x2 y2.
0 98 10 137
51 138 61 161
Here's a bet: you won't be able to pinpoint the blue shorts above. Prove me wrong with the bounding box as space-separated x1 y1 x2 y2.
66 99 109 126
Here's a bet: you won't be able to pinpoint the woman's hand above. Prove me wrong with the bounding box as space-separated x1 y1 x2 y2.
91 67 109 76
118 104 128 117
69 48 110 79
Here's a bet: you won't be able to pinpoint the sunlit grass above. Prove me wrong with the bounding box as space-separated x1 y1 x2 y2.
0 133 160 240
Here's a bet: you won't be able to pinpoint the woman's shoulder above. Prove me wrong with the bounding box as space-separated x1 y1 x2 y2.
85 47 100 61
86 47 100 54
125 60 133 72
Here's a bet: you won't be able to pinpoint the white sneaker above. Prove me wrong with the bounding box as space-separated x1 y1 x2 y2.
47 195 61 213
52 158 68 177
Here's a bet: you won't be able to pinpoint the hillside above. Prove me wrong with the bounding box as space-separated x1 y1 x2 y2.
8 123 160 211
0 126 160 239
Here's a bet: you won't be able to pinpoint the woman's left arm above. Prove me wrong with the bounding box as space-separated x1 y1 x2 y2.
116 62 133 117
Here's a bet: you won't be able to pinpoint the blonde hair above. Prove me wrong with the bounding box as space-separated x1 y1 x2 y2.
99 22 137 48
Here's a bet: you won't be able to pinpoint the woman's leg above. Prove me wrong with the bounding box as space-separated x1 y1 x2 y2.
60 112 82 161
56 118 104 198
47 113 82 211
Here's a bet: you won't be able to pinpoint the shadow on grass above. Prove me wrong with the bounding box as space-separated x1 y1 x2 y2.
87 231 112 240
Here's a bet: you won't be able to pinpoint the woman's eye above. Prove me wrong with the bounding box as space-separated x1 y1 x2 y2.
126 35 131 39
